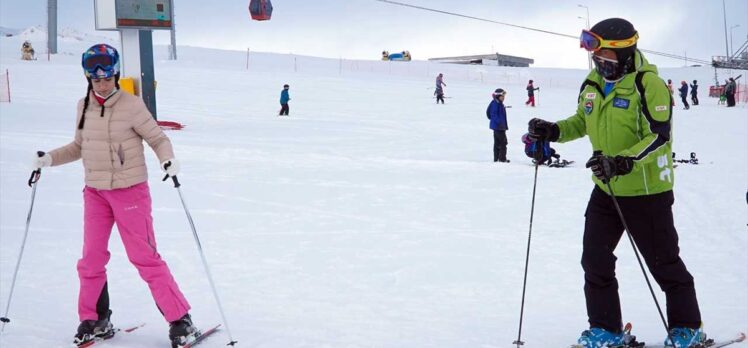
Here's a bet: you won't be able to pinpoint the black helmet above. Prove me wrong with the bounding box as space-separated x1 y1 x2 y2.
493 88 506 98
283 84 289 88
693 80 697 84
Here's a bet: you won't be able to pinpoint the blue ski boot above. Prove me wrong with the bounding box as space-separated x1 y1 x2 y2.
664 327 707 348
577 327 626 348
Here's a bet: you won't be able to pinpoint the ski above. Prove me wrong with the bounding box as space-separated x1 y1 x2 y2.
642 332 746 348
174 324 221 348
75 323 146 348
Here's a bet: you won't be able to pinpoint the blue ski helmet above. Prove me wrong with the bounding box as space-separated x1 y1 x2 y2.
81 44 120 79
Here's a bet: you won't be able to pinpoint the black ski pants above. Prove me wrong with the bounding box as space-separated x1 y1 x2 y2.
691 93 698 105
680 95 689 109
726 93 736 107
493 130 507 162
436 94 445 104
582 186 701 332
279 103 290 115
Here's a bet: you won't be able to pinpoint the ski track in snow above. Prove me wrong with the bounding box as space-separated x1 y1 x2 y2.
1 35 746 347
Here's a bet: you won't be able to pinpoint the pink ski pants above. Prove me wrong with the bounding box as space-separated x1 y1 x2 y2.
78 182 190 322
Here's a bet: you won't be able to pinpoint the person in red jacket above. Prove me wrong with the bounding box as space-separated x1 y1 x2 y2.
525 80 539 107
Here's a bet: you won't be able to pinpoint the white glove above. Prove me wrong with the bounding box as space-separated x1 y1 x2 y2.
160 158 180 177
32 152 52 169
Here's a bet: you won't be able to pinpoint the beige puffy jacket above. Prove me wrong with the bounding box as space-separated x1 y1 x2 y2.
49 90 174 190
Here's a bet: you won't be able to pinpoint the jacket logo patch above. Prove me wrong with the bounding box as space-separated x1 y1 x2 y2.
613 97 630 109
584 100 594 115
655 105 668 111
585 92 597 99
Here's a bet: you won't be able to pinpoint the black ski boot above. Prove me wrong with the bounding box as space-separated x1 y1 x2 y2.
74 310 114 346
169 313 198 348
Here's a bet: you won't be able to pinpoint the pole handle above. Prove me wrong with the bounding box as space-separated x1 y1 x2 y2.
28 151 45 187
162 174 180 188
161 160 181 187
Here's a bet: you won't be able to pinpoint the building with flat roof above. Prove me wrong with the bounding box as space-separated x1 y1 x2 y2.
428 53 534 67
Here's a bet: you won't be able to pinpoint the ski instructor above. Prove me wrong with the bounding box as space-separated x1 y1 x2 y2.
30 43 197 347
526 18 705 348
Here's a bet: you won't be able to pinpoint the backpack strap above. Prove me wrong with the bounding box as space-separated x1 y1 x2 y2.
631 71 672 161
577 79 604 103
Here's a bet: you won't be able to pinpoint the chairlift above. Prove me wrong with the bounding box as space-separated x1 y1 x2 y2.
249 0 273 21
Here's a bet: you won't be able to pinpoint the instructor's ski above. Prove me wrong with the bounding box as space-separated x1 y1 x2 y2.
643 332 746 348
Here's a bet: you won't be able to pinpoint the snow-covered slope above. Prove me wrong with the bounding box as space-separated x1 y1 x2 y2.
1 28 746 348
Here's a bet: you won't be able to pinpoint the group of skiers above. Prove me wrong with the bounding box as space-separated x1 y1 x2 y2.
721 77 739 107
20 17 713 348
667 79 699 109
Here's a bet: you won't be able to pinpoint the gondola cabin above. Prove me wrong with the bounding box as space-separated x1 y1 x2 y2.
249 0 273 21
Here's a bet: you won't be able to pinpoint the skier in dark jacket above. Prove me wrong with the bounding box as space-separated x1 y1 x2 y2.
689 80 699 105
279 84 290 116
679 81 689 110
525 80 539 106
725 77 736 107
486 88 509 162
528 18 705 348
435 73 446 104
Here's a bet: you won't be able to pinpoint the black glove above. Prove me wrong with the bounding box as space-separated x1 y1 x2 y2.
528 118 559 142
585 153 634 183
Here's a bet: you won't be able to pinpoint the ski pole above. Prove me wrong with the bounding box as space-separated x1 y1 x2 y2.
597 152 674 345
1 151 44 333
163 173 238 346
513 142 545 347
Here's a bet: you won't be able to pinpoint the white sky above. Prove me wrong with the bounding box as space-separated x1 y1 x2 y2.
2 0 747 68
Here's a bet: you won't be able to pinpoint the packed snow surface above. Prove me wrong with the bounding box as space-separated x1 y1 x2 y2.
1 31 746 347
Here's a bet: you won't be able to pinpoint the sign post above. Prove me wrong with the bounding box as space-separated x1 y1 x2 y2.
94 0 173 120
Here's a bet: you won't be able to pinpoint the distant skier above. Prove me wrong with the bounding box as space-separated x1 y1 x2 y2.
528 18 706 348
719 80 728 105
486 88 509 162
525 79 539 107
31 44 196 347
279 84 290 116
689 80 699 105
725 77 736 107
21 40 35 60
436 73 446 90
667 79 675 106
679 80 689 109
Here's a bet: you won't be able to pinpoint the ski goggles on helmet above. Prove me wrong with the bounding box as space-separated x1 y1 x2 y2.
580 29 638 52
81 44 119 78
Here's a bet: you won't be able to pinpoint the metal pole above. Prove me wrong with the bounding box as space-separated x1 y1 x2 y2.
513 150 543 348
730 25 740 56
47 0 57 54
168 176 237 346
169 1 177 60
723 0 730 57
0 164 42 333
578 4 591 70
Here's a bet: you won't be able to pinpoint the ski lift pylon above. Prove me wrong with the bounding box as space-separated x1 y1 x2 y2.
249 0 273 21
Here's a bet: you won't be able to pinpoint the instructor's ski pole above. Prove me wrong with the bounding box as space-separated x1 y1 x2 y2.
164 172 238 346
513 142 545 347
1 151 45 333
595 150 674 345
